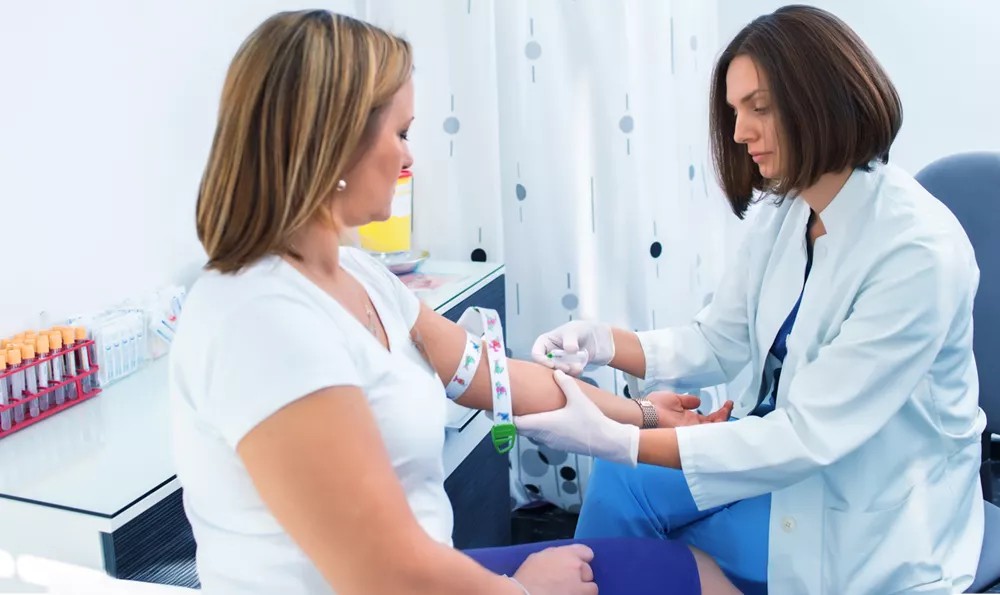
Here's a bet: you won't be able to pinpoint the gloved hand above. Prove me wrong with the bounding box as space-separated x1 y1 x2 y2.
531 320 615 376
515 370 639 467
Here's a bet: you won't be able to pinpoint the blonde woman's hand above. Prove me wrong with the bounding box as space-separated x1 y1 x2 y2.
512 543 598 595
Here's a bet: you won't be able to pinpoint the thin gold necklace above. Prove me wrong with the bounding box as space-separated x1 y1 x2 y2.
364 302 378 337
291 254 379 338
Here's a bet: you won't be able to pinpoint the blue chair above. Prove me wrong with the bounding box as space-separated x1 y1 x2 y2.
914 152 1000 592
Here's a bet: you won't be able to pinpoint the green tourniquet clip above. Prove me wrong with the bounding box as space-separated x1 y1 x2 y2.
491 422 517 454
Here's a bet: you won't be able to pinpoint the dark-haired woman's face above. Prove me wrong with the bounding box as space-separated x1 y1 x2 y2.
726 55 781 180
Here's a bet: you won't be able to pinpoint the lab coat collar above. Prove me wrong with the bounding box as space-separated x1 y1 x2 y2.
813 162 885 237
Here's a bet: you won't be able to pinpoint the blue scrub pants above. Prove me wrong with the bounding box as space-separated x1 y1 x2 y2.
466 537 701 594
575 459 770 595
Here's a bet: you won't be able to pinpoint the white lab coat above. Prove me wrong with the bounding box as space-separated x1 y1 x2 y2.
637 163 985 594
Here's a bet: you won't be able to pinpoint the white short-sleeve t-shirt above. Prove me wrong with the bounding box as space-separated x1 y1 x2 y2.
169 247 452 595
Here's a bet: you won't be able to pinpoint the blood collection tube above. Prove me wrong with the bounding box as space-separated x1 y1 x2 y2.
20 344 40 418
35 334 52 411
59 326 79 399
7 349 26 424
75 327 93 394
49 331 73 405
0 351 11 431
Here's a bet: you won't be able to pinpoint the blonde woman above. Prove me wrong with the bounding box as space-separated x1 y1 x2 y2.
170 10 737 595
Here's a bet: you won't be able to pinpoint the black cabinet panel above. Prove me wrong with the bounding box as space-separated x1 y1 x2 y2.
444 433 512 549
440 276 507 343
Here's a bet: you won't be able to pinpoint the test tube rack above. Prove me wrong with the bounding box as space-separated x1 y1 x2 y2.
0 339 101 440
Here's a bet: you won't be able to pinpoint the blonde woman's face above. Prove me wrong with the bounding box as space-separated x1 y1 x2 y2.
337 79 414 227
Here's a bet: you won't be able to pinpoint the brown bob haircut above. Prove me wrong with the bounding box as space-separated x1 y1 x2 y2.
709 5 903 218
196 10 412 273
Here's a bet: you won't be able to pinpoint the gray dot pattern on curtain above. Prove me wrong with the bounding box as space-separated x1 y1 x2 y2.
513 374 599 508
501 2 720 513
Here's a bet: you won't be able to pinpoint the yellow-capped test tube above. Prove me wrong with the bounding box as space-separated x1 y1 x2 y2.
7 349 25 424
19 344 39 418
0 351 10 431
75 326 93 395
35 334 51 411
52 330 71 403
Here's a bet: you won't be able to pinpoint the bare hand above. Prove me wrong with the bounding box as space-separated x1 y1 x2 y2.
513 543 598 595
647 392 734 428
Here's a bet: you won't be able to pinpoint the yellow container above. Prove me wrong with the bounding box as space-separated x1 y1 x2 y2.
359 171 413 253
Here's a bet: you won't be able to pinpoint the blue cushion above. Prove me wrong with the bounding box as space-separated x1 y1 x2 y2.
916 153 1000 593
915 152 1000 435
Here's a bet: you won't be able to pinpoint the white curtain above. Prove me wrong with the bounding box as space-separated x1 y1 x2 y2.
363 0 506 265
361 0 739 511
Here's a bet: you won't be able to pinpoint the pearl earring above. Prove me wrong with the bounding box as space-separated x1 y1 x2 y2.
336 179 347 192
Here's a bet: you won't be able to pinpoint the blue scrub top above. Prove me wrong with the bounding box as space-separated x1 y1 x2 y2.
751 218 815 417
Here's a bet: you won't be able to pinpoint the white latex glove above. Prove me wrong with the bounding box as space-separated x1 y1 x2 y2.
515 370 639 467
531 320 615 376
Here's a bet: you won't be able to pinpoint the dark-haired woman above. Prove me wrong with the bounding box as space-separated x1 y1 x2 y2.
522 5 984 594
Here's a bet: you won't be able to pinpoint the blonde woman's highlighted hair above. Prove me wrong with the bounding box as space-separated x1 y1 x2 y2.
196 10 412 273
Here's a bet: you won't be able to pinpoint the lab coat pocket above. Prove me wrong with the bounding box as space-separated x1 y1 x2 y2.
886 578 953 594
825 496 942 594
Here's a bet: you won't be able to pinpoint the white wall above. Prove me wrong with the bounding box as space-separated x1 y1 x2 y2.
717 0 1000 175
360 0 505 265
0 0 505 337
0 1 361 336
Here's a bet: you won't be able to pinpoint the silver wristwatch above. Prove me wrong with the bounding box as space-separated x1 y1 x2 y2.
633 398 659 429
